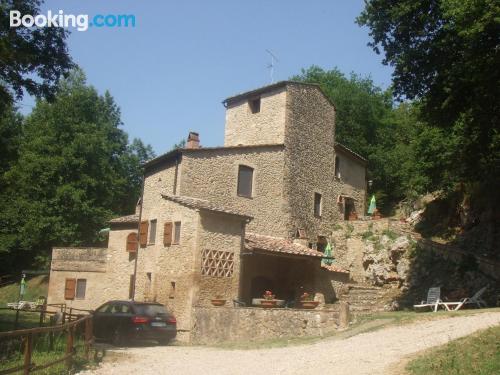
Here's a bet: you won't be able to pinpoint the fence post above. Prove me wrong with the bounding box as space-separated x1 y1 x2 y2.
14 309 20 330
23 333 33 375
84 317 92 360
39 303 46 327
65 325 74 370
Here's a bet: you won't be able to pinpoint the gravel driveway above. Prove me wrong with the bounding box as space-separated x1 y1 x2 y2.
80 312 500 375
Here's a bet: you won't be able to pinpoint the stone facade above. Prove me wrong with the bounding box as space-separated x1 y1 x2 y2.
48 81 367 343
224 85 287 146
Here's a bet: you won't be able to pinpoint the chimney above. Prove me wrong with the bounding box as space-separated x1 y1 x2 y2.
186 132 200 149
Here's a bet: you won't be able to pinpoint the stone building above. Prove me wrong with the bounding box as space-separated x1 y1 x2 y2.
47 81 367 342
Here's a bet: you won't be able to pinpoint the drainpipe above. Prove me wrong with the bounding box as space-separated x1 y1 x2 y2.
132 173 145 301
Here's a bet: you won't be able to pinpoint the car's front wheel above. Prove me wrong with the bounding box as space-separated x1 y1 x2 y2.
111 329 125 347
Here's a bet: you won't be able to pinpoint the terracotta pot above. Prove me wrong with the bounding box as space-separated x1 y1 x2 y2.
299 301 319 309
260 300 277 308
211 299 226 307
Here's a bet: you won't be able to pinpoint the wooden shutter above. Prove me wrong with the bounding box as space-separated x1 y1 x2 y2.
126 233 138 252
163 222 173 246
64 278 76 300
139 221 149 247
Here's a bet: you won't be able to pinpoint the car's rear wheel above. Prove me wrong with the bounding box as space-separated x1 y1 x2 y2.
157 338 171 345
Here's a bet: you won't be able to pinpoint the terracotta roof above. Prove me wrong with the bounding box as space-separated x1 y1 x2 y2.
162 194 252 219
245 233 328 259
334 143 367 164
320 263 349 274
109 214 139 224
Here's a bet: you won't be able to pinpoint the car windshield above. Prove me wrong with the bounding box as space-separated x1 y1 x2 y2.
134 304 168 316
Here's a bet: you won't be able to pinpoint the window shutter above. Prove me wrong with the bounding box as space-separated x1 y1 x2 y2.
163 222 173 246
126 233 138 252
139 221 148 247
64 278 76 300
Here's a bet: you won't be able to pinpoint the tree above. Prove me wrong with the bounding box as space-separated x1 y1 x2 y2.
0 69 154 273
357 0 500 184
0 0 73 110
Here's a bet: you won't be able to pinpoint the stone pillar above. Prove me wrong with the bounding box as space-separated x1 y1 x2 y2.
338 301 350 329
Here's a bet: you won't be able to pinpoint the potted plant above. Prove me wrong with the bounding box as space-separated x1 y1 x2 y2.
298 292 319 309
260 290 277 308
211 295 226 306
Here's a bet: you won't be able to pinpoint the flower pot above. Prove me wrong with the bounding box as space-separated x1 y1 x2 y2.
299 301 319 309
260 300 277 308
211 299 226 307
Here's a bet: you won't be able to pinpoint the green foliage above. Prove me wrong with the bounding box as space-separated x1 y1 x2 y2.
357 0 500 186
344 223 354 238
407 325 500 375
0 70 155 273
170 139 186 151
0 0 74 110
361 231 375 240
381 229 398 241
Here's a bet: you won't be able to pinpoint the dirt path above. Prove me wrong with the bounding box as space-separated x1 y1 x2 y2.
80 312 500 375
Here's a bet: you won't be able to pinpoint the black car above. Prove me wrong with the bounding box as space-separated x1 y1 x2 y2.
92 300 177 345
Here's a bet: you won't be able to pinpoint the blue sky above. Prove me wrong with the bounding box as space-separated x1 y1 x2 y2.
22 0 393 155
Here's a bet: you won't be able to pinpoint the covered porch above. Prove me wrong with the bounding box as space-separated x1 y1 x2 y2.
239 233 349 307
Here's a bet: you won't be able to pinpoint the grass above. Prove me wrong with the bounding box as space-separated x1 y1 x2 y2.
406 325 500 375
0 275 49 306
211 308 500 350
0 275 50 332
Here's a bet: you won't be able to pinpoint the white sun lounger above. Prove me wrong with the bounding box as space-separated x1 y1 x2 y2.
440 286 488 311
414 287 442 312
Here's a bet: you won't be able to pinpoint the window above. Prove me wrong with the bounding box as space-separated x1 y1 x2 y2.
64 278 86 300
237 165 253 197
314 192 322 217
64 278 76 300
173 222 181 244
169 281 176 299
201 249 234 277
149 219 157 244
334 156 340 178
126 233 138 252
248 97 261 113
76 279 86 299
139 221 149 247
163 222 173 246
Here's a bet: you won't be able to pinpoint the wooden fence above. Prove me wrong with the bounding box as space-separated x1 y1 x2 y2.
0 313 93 375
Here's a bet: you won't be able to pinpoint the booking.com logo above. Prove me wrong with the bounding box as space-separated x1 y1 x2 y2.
10 10 136 32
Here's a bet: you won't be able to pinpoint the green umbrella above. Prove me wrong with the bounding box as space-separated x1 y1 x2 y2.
322 242 334 266
367 194 376 215
20 275 27 298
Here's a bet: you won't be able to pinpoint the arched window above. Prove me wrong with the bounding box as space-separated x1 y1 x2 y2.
126 232 138 252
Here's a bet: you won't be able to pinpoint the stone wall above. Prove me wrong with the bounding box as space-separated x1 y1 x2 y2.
48 248 111 311
283 84 337 240
333 150 367 216
224 86 287 146
191 304 346 344
180 145 288 237
195 211 244 306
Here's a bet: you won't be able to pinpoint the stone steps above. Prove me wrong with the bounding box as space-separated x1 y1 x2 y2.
339 284 389 313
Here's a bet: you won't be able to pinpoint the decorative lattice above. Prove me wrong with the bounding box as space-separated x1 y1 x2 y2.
201 249 234 277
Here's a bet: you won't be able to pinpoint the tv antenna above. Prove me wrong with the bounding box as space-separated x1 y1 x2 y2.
266 49 279 83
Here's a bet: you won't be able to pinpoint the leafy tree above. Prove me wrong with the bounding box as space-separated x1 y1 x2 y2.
0 0 74 111
357 0 500 184
0 69 154 273
293 66 392 158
